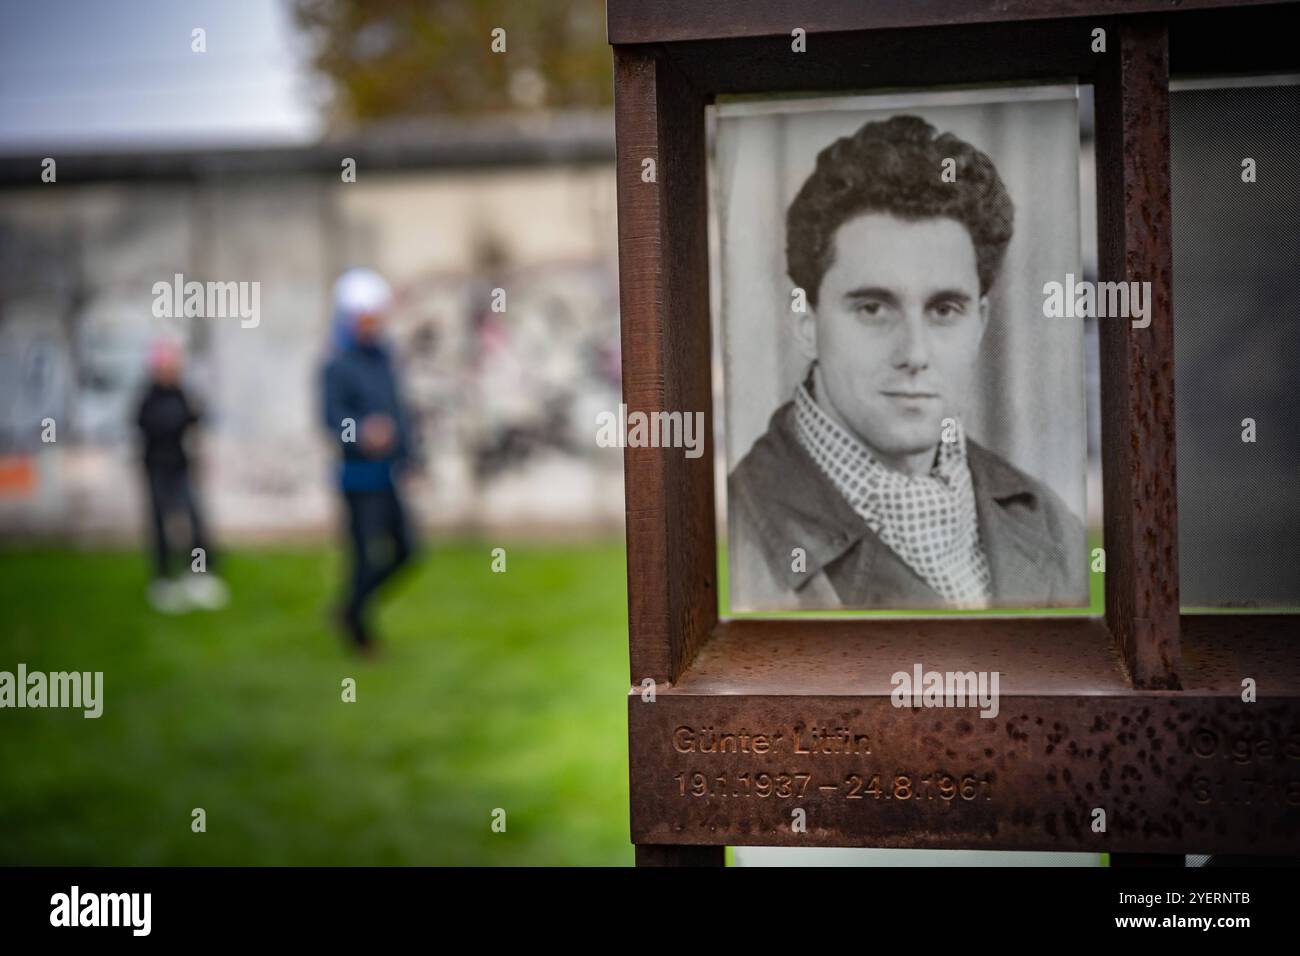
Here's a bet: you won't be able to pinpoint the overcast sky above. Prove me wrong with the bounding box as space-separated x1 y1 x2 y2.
0 0 323 152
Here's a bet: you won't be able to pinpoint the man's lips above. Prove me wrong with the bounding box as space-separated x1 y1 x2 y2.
880 390 940 399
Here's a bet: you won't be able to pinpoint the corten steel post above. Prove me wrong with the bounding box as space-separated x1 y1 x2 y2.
613 47 717 691
1093 17 1181 690
609 0 1300 867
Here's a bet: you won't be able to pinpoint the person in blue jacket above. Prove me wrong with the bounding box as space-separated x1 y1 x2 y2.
321 268 418 653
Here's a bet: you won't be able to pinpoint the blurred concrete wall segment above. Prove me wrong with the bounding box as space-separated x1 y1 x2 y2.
0 118 625 541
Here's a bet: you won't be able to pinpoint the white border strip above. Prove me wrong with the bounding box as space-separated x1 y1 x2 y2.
1170 73 1300 92
715 82 1079 118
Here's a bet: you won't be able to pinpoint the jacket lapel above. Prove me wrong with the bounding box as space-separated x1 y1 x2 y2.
744 404 946 608
826 525 948 608
739 404 1060 609
966 441 1058 605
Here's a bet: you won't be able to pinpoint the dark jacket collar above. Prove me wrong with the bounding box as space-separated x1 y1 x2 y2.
735 402 1059 599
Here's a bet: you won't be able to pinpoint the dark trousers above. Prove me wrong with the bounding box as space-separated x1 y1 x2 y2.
342 486 414 640
145 465 211 578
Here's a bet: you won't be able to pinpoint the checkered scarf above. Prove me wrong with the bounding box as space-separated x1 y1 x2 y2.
792 377 992 607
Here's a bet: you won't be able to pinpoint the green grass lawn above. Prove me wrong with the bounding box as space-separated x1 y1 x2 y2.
0 543 633 866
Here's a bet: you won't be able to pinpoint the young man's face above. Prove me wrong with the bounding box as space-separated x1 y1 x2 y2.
797 212 989 472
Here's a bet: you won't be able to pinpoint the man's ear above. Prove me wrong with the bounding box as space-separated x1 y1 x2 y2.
794 299 819 360
976 295 990 344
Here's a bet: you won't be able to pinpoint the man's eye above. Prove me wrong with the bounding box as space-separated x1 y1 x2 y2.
931 302 964 321
856 301 887 318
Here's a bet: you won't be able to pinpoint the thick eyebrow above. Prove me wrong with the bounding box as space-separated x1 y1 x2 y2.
841 286 899 305
841 287 975 307
925 289 974 307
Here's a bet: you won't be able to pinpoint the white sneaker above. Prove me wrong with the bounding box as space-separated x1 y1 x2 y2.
148 578 189 614
185 574 230 611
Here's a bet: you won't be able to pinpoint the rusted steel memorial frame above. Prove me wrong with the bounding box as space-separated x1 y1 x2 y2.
608 1 1300 866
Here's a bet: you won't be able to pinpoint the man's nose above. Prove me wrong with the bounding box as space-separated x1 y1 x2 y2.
891 313 932 370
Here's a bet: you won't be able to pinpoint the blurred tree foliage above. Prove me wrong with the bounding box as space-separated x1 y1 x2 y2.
292 0 612 121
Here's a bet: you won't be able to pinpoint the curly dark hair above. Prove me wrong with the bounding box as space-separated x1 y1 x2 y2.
786 115 1015 307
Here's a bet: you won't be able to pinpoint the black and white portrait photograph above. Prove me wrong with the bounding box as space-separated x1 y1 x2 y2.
714 86 1091 613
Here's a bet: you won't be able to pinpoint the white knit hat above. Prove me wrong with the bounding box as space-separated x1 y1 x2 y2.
333 267 393 317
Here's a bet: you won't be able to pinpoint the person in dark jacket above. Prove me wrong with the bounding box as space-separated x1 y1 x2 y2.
136 337 227 613
321 267 418 653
